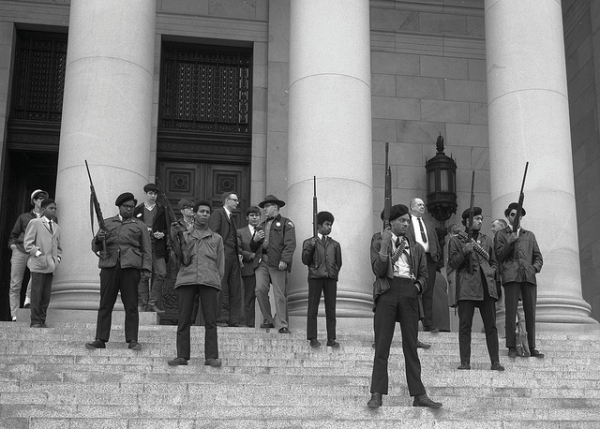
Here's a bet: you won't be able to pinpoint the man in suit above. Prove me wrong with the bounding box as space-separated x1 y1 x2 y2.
406 197 442 333
86 192 152 351
133 183 168 313
251 195 296 333
367 204 442 409
237 205 261 328
23 198 61 328
208 191 242 327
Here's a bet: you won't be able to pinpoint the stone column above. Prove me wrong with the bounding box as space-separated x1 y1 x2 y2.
485 0 598 330
51 0 156 310
286 0 374 325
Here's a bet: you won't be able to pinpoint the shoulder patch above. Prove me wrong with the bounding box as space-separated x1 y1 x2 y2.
287 221 294 228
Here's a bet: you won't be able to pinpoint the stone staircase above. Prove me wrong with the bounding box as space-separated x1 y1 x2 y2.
1 321 600 428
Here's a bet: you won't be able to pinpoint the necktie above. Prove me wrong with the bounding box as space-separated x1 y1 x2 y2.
322 235 327 245
48 221 53 234
418 218 427 243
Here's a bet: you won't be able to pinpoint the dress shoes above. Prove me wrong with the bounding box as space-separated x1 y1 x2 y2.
30 323 45 328
146 304 165 314
309 339 321 348
457 363 471 370
11 316 17 322
424 326 440 333
128 340 142 351
326 339 340 349
278 327 290 334
529 349 545 358
204 358 222 367
491 362 505 371
168 357 188 366
85 340 106 349
412 394 442 408
508 347 518 358
367 392 382 408
260 321 274 329
23 297 31 308
417 340 431 349
228 323 241 328
216 322 228 327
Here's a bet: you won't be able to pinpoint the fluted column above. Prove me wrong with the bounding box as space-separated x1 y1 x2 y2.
52 0 156 309
286 0 374 321
485 0 598 330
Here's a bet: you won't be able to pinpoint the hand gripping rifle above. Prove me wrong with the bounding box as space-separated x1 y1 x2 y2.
85 160 107 257
383 142 392 229
156 178 183 265
313 176 318 237
466 170 475 274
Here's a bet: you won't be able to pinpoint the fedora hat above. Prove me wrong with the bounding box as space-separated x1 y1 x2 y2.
258 195 285 208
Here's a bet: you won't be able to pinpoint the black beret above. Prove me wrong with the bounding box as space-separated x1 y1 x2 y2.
178 198 195 209
461 207 482 220
504 202 526 217
389 204 409 222
115 192 136 206
143 183 159 193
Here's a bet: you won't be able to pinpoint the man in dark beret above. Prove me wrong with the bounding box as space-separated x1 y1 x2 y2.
448 207 504 371
251 195 296 333
368 204 442 409
496 202 544 358
86 192 152 351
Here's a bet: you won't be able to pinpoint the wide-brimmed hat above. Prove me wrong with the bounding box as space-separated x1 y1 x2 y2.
258 195 285 208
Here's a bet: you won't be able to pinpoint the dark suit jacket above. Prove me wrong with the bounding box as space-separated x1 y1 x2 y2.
406 215 441 262
133 203 168 259
208 207 239 255
238 226 260 277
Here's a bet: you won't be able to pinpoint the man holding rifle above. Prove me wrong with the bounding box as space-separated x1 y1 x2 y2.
495 202 544 358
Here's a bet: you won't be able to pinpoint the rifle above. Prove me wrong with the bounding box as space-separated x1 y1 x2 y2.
466 170 475 274
85 160 107 256
512 162 529 233
156 178 183 265
383 142 392 228
312 176 318 237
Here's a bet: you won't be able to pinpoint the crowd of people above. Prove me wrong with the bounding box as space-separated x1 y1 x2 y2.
7 185 544 410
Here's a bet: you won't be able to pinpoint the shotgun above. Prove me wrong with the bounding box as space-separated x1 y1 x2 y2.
85 160 107 256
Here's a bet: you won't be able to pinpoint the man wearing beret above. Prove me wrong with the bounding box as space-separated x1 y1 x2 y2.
134 183 168 313
251 195 296 333
86 192 152 351
368 204 442 409
495 202 544 358
7 189 49 320
448 207 504 371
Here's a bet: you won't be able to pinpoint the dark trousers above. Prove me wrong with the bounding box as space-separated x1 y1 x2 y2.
422 253 437 328
504 281 537 350
95 262 140 343
371 277 425 397
457 284 499 365
176 284 218 360
30 272 53 326
306 278 337 341
242 274 256 327
217 251 241 325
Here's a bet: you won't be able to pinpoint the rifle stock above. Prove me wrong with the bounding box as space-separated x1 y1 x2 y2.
313 176 318 237
85 160 107 256
383 142 392 228
512 162 529 233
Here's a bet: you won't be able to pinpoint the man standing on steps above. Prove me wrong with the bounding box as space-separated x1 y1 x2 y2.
85 192 152 352
367 204 442 409
496 202 544 359
209 191 242 327
8 189 49 321
448 207 504 372
237 205 262 328
251 195 296 334
168 200 224 367
406 197 443 334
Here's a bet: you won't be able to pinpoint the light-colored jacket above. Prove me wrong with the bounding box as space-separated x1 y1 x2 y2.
175 227 224 290
24 217 62 273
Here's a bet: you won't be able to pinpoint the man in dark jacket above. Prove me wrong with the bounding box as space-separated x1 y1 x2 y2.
237 205 262 327
302 211 342 348
208 191 242 327
448 207 504 371
367 204 441 409
86 192 152 351
251 195 296 333
133 183 168 313
496 202 544 358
